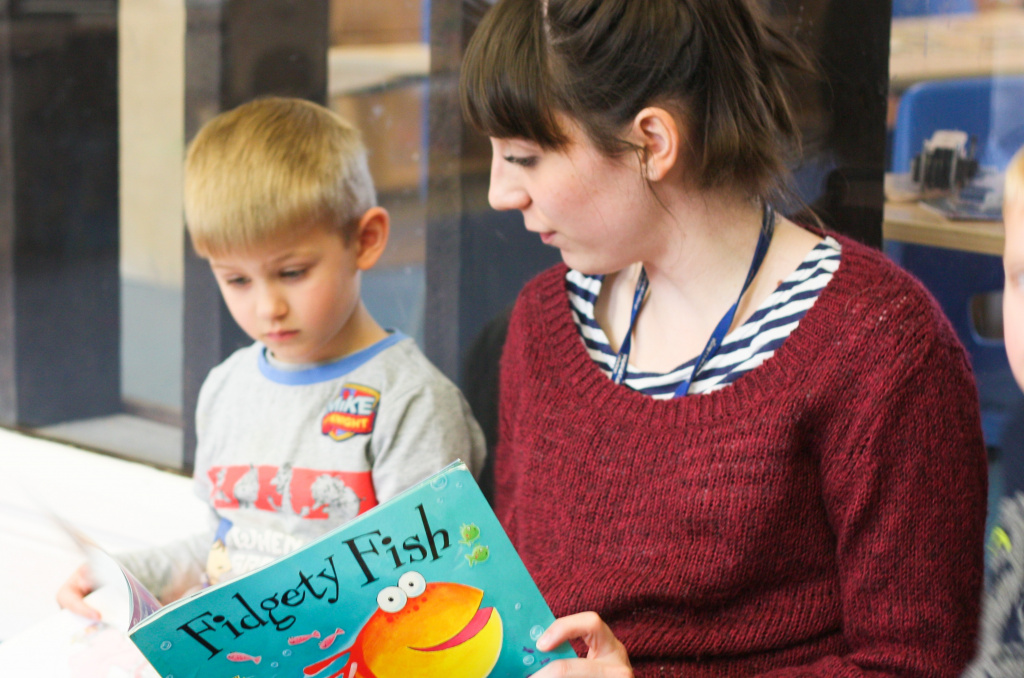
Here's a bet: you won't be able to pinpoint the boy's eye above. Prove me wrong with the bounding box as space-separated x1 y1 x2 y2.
224 276 249 287
504 155 538 168
280 268 308 280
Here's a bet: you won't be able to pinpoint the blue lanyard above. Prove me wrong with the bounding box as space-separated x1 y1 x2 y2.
610 204 776 397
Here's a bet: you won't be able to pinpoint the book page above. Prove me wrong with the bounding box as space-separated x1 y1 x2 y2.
0 587 159 678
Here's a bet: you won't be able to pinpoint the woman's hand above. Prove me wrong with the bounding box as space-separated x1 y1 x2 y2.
532 612 634 677
56 562 101 621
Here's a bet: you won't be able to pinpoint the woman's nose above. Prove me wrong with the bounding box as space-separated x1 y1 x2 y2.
488 146 530 212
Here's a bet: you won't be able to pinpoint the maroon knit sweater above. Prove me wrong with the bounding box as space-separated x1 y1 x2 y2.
495 235 987 677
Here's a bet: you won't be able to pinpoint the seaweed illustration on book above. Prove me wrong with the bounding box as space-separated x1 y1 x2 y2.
123 461 572 677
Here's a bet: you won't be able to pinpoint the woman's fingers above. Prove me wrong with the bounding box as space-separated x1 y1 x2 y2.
533 612 633 677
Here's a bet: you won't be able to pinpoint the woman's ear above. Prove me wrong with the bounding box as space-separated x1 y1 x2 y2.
353 206 390 271
630 107 682 182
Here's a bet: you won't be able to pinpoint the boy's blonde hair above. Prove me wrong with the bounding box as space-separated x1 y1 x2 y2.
184 97 376 257
1008 145 1024 213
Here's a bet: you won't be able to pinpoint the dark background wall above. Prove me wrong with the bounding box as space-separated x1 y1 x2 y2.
0 2 120 428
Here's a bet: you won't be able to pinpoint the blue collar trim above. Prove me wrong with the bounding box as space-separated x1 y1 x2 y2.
257 331 407 385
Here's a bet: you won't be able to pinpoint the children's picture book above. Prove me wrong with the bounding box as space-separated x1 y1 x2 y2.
119 460 573 677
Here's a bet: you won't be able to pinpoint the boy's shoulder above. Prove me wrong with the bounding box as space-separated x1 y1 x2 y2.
351 334 465 401
966 491 1024 676
201 341 263 391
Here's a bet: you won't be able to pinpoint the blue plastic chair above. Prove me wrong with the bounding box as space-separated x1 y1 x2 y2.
891 76 1024 175
887 75 1024 541
892 0 974 18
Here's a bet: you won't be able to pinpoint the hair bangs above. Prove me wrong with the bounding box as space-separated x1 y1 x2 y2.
460 0 567 148
186 187 338 259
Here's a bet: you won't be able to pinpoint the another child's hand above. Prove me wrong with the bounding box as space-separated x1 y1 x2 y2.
56 562 101 621
532 612 634 677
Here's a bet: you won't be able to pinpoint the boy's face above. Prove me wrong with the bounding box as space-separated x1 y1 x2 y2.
208 225 364 364
1005 198 1024 390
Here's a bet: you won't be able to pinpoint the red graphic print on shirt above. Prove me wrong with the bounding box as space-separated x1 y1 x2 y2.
208 465 378 521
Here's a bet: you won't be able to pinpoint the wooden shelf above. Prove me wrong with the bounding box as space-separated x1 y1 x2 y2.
884 201 1004 255
890 8 1024 92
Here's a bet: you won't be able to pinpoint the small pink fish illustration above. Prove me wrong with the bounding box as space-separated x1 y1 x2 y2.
289 630 323 645
226 651 261 664
319 628 345 650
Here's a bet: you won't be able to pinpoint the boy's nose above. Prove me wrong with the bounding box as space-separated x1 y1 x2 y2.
257 286 288 320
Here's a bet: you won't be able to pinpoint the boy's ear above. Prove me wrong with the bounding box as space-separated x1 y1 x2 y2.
629 107 682 183
353 207 390 271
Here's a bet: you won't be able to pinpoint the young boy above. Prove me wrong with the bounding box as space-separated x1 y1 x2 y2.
58 97 486 614
966 145 1024 676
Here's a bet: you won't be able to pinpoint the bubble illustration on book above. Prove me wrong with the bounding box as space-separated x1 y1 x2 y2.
520 643 553 669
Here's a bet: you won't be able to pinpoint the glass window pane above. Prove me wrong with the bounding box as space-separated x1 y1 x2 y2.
10 0 186 470
328 0 428 346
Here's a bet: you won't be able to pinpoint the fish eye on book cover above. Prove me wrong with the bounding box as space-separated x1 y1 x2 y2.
377 571 427 612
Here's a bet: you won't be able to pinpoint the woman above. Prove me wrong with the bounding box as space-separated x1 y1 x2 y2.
459 0 988 675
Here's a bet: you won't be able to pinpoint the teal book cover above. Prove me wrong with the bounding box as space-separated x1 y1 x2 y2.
127 461 574 677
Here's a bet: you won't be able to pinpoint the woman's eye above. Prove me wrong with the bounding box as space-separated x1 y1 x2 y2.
504 155 538 168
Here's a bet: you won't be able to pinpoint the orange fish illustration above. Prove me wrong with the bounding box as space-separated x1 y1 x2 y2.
304 571 503 678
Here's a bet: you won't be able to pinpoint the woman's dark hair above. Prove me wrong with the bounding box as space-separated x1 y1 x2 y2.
460 0 814 201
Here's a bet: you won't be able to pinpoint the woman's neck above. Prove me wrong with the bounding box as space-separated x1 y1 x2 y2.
599 193 760 333
596 192 818 373
643 196 765 311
